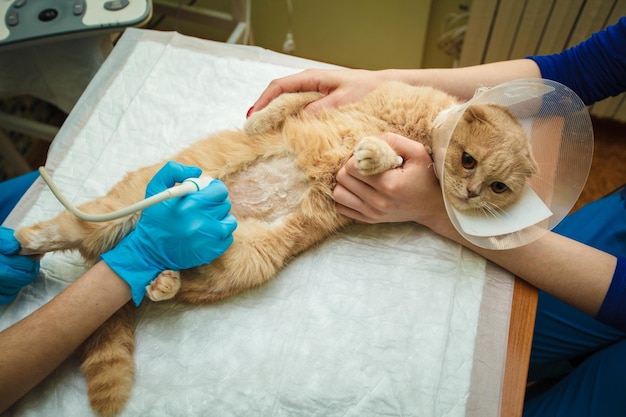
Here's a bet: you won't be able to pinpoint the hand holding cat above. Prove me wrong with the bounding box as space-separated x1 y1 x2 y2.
249 68 389 116
101 161 238 306
334 133 445 226
0 226 40 304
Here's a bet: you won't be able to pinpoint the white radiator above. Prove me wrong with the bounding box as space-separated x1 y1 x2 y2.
460 0 626 121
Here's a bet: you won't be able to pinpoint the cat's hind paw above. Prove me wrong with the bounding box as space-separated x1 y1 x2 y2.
354 136 403 175
244 91 325 136
146 270 181 302
243 109 283 135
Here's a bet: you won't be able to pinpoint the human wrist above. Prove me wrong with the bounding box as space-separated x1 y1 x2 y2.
408 188 453 236
420 209 457 239
378 69 424 87
100 237 160 306
85 261 133 305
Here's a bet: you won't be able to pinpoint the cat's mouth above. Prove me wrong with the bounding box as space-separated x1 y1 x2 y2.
449 193 484 212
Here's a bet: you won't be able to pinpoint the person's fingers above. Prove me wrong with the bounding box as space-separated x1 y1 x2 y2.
146 161 202 197
340 157 397 205
250 70 328 113
344 134 434 194
195 198 233 221
194 179 230 203
335 161 375 201
0 253 39 284
334 135 441 224
333 162 387 222
180 181 232 220
333 184 378 224
0 227 19 255
217 214 238 240
302 90 352 113
378 133 430 165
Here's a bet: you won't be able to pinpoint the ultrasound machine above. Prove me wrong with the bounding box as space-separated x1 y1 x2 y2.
1 0 151 50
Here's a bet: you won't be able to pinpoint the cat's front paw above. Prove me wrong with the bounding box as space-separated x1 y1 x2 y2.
354 136 403 175
146 270 181 302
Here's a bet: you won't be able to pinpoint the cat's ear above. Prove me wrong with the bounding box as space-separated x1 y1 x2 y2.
526 152 540 176
462 105 487 123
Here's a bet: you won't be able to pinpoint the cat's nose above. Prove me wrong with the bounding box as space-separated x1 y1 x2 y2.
466 187 479 199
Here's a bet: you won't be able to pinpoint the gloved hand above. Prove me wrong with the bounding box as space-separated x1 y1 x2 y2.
101 161 237 306
0 226 40 304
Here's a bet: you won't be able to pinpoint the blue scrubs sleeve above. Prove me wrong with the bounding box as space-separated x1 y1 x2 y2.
528 16 626 105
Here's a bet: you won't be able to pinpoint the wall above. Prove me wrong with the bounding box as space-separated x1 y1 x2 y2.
150 0 468 70
421 0 472 68
250 0 431 69
458 0 626 121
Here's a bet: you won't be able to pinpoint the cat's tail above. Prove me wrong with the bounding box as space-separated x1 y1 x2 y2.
80 302 136 417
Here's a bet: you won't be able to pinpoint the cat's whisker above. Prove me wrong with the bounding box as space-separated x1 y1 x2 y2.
484 206 501 220
482 201 509 221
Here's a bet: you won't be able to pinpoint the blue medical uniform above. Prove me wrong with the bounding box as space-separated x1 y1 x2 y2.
524 17 626 417
0 170 38 223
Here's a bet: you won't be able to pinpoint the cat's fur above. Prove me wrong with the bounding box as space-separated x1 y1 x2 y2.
15 81 537 416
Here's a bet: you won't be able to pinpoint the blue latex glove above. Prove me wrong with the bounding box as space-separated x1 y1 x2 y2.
101 161 237 306
0 226 40 304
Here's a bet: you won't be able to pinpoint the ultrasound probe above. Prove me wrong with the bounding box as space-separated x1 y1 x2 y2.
38 167 214 223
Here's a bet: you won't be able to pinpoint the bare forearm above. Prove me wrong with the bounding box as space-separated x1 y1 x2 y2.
381 59 542 100
429 216 614 316
0 261 131 412
482 234 614 315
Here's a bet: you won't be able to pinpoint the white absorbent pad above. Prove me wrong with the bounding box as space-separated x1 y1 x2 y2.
0 29 514 417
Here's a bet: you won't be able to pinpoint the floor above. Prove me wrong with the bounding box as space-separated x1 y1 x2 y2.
0 99 624 212
574 116 626 211
0 96 65 182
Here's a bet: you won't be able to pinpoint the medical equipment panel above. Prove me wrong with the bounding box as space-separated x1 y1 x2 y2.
0 0 151 49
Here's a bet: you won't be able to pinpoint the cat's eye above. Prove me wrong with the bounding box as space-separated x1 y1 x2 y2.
490 182 508 194
461 152 476 169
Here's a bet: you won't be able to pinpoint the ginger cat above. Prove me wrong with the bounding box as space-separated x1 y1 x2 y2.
15 81 537 416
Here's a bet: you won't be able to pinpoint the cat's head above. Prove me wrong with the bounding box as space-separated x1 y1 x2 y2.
443 104 538 213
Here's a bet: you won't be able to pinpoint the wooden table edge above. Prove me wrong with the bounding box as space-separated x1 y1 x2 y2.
500 277 538 417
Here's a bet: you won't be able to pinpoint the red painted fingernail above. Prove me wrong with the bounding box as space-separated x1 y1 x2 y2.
246 106 254 118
